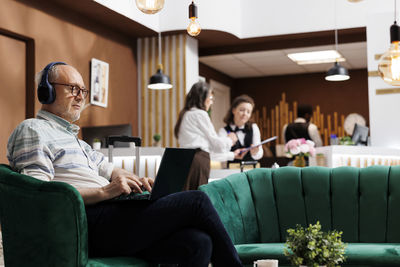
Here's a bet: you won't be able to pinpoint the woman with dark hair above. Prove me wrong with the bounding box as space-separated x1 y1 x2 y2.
217 94 263 164
174 81 245 190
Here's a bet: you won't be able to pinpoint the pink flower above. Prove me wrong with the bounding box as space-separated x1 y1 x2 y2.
284 138 316 158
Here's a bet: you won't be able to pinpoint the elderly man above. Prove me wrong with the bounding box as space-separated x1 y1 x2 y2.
7 62 243 267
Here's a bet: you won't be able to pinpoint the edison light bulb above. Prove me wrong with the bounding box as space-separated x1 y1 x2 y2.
378 41 400 86
187 17 201 36
135 0 165 14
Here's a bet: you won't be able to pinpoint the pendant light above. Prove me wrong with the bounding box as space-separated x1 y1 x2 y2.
136 0 165 14
148 32 172 90
325 0 350 81
378 0 400 86
187 1 201 36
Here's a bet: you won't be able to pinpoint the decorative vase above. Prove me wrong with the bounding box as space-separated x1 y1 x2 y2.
294 155 306 167
92 142 101 150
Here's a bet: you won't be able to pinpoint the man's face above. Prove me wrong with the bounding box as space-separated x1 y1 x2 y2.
44 65 86 123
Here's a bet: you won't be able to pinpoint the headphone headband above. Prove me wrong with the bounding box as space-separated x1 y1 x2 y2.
38 61 67 104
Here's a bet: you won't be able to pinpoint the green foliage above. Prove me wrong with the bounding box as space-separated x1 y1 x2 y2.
339 136 354 145
93 138 101 143
284 221 346 267
153 133 161 142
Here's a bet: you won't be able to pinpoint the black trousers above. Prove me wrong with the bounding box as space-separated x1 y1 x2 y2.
85 191 242 267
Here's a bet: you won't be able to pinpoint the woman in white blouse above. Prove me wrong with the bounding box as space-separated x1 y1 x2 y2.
174 81 245 190
217 94 263 166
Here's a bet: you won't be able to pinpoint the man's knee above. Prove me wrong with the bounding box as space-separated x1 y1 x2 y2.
187 229 212 259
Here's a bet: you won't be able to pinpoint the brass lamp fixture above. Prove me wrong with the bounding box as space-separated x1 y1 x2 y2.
325 0 350 81
378 0 400 86
187 1 201 36
148 32 172 90
136 0 165 14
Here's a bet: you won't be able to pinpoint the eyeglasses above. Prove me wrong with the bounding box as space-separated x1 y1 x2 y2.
52 83 89 99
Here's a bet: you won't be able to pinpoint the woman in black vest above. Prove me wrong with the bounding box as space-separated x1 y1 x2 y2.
217 95 263 165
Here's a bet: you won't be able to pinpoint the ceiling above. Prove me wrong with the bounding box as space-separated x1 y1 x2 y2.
199 41 367 78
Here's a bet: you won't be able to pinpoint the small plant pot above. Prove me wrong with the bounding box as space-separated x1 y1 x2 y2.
92 142 101 150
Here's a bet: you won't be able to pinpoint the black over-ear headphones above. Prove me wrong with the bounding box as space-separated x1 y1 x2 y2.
38 61 67 104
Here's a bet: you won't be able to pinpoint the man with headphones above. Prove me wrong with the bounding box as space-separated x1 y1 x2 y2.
6 62 243 267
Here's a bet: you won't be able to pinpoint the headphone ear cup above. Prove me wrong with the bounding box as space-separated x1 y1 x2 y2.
38 83 56 104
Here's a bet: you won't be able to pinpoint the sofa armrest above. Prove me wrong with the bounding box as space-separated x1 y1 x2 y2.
0 165 89 267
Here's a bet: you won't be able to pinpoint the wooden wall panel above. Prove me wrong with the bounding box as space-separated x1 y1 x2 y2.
0 0 139 143
138 34 187 147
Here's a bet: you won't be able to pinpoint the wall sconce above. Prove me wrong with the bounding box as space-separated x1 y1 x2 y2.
136 0 165 14
325 0 350 81
187 1 201 36
378 0 400 86
148 32 172 90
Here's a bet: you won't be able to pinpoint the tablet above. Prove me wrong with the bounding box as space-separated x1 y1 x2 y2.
239 136 277 154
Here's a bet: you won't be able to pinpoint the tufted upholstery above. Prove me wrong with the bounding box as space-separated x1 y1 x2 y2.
199 166 400 266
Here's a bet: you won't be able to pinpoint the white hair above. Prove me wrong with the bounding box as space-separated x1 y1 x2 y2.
34 64 61 86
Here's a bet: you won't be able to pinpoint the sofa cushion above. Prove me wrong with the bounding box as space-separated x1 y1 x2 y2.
235 243 400 266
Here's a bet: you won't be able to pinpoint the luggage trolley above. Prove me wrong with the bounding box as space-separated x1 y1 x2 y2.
107 136 142 175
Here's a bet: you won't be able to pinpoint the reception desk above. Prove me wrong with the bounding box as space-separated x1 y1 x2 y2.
309 145 400 168
97 147 243 180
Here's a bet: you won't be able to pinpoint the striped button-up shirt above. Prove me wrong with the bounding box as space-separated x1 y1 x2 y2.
7 110 113 188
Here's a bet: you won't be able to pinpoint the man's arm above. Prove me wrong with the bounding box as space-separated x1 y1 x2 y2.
78 167 154 205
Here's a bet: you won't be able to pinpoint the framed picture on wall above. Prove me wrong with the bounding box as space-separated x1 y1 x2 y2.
90 58 109 107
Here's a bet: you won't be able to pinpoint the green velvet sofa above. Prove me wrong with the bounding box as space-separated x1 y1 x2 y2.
0 164 154 267
199 166 400 267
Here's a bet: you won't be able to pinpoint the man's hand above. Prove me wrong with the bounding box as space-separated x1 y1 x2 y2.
77 168 154 205
107 167 154 198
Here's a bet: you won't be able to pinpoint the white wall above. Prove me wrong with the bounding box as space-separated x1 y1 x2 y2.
185 36 199 93
367 11 400 148
95 0 394 39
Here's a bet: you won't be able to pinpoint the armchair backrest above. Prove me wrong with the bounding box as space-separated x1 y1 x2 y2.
0 164 89 267
199 166 400 245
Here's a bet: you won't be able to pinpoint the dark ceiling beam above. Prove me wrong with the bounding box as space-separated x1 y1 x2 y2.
198 27 366 57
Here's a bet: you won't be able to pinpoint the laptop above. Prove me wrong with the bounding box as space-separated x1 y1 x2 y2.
109 148 196 202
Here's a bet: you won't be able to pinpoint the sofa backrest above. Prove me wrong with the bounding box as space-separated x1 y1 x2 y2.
0 164 89 267
199 166 400 245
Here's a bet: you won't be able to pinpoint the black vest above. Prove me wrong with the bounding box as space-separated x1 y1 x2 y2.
285 122 311 142
224 124 254 162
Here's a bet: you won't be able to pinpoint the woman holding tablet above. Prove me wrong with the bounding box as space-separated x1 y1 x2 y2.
217 94 263 164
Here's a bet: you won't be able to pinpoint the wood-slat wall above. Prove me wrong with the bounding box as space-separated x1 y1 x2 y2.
254 92 349 146
138 34 186 147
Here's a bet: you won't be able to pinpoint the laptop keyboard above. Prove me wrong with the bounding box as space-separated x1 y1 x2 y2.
110 191 151 201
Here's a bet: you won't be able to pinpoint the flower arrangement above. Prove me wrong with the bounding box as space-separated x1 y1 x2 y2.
284 221 347 267
285 138 316 158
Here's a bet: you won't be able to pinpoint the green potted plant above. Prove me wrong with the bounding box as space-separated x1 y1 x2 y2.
153 133 161 147
284 221 346 267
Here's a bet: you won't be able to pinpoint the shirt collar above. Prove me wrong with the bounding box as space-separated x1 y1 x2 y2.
36 110 80 136
230 123 245 130
294 117 307 123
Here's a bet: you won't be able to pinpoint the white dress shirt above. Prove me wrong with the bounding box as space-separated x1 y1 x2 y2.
178 108 234 160
282 117 323 147
214 123 264 162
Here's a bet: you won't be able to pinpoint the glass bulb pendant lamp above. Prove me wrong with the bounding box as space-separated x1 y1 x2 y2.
187 1 201 36
378 1 400 85
136 0 165 14
148 32 172 90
